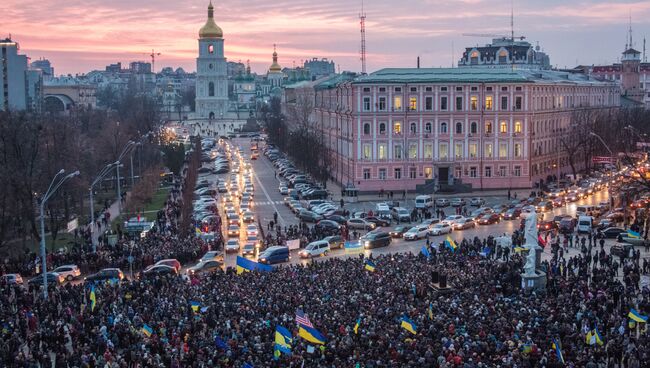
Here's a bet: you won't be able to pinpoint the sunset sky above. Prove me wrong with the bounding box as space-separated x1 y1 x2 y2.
3 0 650 75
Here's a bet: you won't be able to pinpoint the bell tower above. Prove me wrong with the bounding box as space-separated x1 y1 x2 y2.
196 1 228 119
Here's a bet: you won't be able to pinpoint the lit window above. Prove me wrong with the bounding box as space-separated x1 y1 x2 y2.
455 143 463 159
409 97 417 111
363 144 371 159
394 96 402 110
393 121 402 134
500 121 507 133
409 143 418 159
378 144 387 159
424 144 433 159
439 143 448 160
499 143 508 158
514 121 522 133
469 143 477 158
485 96 493 110
485 143 493 158
470 96 478 110
514 143 522 158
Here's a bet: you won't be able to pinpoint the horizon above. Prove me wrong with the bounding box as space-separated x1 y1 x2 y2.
4 0 650 76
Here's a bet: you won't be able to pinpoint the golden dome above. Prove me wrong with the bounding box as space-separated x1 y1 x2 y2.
269 45 282 72
199 2 223 39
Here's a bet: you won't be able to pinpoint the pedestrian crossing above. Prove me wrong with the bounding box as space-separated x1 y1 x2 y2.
251 200 285 206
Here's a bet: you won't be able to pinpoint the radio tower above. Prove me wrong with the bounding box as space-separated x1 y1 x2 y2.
359 0 367 74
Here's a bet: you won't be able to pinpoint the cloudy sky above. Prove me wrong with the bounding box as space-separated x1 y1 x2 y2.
3 0 650 75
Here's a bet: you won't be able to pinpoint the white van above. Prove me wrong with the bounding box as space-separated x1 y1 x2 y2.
375 202 391 219
577 216 593 234
299 240 330 258
415 195 433 209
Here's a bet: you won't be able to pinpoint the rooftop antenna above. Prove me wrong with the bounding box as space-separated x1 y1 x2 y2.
451 41 454 68
628 11 633 49
359 0 367 74
644 37 647 62
510 0 514 44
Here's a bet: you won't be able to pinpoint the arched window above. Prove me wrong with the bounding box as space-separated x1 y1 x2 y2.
514 121 522 133
498 50 508 63
410 122 417 134
363 123 370 135
485 122 493 134
425 122 432 133
500 121 508 133
379 123 386 134
208 82 215 97
440 122 448 133
470 122 478 134
208 44 214 54
455 122 463 134
209 112 215 119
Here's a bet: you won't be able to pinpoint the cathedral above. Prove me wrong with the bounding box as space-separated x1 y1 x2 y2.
188 2 245 136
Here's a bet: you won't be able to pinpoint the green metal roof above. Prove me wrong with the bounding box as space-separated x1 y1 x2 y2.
352 67 614 86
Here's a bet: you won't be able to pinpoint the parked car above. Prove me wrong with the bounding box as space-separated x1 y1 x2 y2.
298 210 323 223
435 198 450 207
1 273 23 285
325 215 348 225
450 198 466 207
84 268 125 283
441 215 464 225
347 218 376 230
52 265 81 281
258 246 290 264
470 197 485 207
610 243 634 259
299 240 330 258
477 213 500 225
322 235 345 249
315 219 341 232
597 227 626 239
389 225 409 238
403 225 430 240
391 207 411 222
153 259 181 272
430 223 452 235
365 216 391 227
452 218 475 230
28 272 64 286
142 265 178 278
186 260 222 276
361 231 391 249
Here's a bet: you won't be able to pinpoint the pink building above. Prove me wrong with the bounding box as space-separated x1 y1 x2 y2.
309 68 619 192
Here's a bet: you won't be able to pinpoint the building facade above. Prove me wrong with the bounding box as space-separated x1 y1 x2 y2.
458 38 551 70
310 68 619 192
1 38 42 112
304 58 336 80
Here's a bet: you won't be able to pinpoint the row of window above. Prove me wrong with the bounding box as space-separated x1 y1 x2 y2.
362 86 520 93
362 121 523 135
362 165 523 180
362 95 523 112
362 142 524 160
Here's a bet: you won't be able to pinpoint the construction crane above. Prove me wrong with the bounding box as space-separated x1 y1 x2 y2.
141 49 162 72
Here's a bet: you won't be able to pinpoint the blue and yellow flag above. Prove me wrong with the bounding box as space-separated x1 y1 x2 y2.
236 256 273 275
141 324 153 337
195 227 202 235
353 317 361 335
344 241 363 253
298 324 327 345
428 303 434 320
364 259 376 272
552 338 565 365
586 327 604 346
190 301 200 313
628 309 648 323
274 325 293 358
627 229 640 238
89 285 97 312
421 245 431 259
445 236 457 251
400 316 417 335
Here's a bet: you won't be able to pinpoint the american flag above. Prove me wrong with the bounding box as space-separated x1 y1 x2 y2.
295 309 313 328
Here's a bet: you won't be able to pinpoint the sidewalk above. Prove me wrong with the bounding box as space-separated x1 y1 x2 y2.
325 178 530 204
87 193 126 246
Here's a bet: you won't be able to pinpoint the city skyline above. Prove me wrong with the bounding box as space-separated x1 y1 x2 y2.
3 0 650 75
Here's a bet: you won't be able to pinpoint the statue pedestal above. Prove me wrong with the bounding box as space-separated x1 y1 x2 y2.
521 270 546 291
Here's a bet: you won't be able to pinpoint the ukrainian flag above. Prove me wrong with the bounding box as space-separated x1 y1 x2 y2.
236 256 273 275
89 286 97 312
445 236 457 251
552 338 565 365
195 227 202 235
190 301 200 313
344 241 363 254
141 324 153 337
298 324 327 345
353 317 361 335
428 303 433 320
628 309 648 323
627 229 640 238
420 245 431 258
274 325 292 359
364 259 376 272
400 316 417 335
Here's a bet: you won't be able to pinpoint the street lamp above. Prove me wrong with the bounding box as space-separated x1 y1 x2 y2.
89 162 119 252
39 169 79 299
589 132 613 156
116 141 136 211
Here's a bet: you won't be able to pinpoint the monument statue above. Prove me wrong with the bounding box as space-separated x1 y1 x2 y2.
522 210 541 276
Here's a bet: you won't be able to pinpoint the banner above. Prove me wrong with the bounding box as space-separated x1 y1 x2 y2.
592 156 614 164
286 239 301 250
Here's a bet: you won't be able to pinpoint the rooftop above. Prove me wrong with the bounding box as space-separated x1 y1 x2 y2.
353 68 615 86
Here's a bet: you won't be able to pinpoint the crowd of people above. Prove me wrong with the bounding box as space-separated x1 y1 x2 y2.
1 234 649 367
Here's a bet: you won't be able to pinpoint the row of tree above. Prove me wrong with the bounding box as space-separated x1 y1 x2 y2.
0 88 164 256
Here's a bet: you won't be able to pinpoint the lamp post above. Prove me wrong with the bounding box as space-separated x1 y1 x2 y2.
89 162 119 252
40 169 79 299
116 141 136 211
